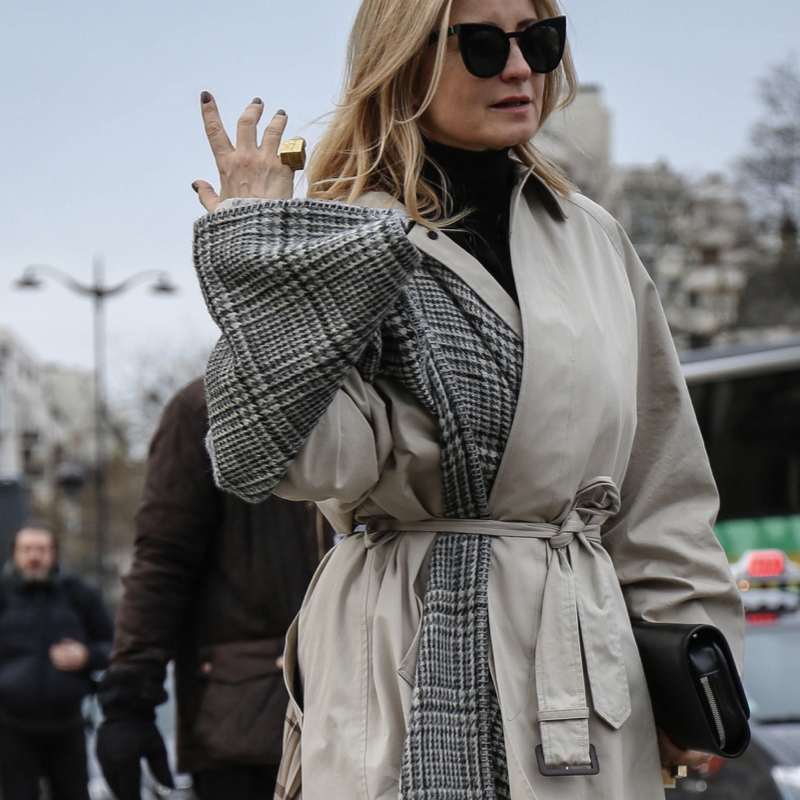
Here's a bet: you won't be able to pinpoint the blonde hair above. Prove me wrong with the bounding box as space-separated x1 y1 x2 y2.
306 0 577 226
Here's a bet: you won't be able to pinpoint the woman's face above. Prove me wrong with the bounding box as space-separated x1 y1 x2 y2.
418 0 546 151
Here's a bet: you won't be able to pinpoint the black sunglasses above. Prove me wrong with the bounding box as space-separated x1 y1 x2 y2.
428 16 566 79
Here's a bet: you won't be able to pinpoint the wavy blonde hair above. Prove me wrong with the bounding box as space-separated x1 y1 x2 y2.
306 0 577 226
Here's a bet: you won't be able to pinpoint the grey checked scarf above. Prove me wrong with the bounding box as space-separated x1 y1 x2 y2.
194 199 523 800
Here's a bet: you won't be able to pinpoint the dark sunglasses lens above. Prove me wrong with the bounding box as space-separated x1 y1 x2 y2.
520 23 565 73
462 28 508 78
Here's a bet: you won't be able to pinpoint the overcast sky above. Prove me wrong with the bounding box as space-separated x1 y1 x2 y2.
2 0 798 394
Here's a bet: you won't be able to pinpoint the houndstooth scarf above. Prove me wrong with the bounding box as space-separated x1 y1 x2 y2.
194 199 524 800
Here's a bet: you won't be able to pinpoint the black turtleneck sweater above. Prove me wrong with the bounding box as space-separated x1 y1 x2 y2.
423 139 518 304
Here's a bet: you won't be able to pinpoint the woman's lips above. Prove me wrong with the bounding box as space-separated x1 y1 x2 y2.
490 99 532 113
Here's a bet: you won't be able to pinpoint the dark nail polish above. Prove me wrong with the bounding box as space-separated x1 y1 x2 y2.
252 97 263 105
276 108 286 116
191 182 199 193
201 91 211 104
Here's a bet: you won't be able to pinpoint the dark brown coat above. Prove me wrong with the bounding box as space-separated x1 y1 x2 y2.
111 378 325 772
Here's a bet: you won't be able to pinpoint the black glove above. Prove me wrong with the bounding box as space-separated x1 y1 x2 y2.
96 668 175 800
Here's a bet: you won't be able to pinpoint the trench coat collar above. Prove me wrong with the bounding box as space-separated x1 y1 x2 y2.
354 161 568 222
355 163 568 343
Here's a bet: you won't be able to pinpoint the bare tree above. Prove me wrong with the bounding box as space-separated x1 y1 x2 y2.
737 56 800 228
607 162 693 289
113 339 213 460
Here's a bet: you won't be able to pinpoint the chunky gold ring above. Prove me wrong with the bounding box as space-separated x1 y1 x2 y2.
279 138 307 171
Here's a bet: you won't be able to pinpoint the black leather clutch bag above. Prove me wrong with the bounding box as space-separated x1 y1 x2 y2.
631 621 751 758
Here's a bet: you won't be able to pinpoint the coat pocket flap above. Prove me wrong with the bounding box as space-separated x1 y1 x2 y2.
197 637 285 683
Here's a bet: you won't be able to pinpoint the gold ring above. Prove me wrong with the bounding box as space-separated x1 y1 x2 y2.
279 138 307 171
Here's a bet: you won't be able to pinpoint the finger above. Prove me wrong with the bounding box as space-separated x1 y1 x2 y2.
146 742 175 789
657 730 708 768
236 97 265 151
260 109 289 152
192 180 220 212
682 749 712 768
657 729 683 766
200 91 234 159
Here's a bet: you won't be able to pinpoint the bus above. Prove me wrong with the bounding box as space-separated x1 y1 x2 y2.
682 336 800 560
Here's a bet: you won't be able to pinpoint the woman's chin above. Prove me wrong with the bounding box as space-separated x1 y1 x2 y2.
423 122 539 151
484 124 540 150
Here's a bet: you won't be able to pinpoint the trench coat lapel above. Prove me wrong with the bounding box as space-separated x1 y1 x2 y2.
407 225 523 340
356 189 524 340
487 168 571 519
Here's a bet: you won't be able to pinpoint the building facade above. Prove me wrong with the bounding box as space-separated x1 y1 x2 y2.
607 170 764 348
0 327 93 509
539 86 774 349
538 84 613 205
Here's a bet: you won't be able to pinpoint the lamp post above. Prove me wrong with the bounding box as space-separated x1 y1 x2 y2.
15 256 177 577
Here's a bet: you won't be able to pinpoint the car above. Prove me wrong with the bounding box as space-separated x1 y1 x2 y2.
673 550 800 799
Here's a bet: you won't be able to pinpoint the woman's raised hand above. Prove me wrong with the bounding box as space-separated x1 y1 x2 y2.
193 91 301 212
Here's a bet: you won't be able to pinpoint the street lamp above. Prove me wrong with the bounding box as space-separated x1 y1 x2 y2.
14 256 177 578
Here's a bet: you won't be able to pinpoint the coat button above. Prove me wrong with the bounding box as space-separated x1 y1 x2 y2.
201 662 213 675
305 501 315 510
427 230 438 240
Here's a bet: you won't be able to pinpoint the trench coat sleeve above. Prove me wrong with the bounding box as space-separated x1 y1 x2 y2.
274 369 394 528
600 224 745 667
192 199 421 503
111 378 222 682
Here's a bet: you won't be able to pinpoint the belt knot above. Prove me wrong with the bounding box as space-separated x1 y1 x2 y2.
549 510 584 549
547 477 622 551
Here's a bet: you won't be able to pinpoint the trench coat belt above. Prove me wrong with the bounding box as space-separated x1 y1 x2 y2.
365 477 632 769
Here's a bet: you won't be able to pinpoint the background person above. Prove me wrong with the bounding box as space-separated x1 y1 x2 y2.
0 522 113 800
190 0 744 796
96 377 329 800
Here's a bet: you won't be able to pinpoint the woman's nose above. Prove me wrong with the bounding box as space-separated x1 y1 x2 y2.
501 38 532 81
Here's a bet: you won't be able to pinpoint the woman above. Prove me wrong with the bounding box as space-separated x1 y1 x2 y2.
191 0 744 797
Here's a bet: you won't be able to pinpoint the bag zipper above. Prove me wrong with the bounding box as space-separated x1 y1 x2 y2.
700 676 726 748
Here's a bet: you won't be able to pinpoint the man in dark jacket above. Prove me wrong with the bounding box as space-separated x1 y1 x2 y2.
96 378 328 800
0 521 113 800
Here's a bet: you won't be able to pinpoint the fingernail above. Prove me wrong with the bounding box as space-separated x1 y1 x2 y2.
276 108 286 116
252 97 263 105
201 91 211 104
191 182 199 193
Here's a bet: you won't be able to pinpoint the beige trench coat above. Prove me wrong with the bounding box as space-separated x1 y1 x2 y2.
271 170 744 799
